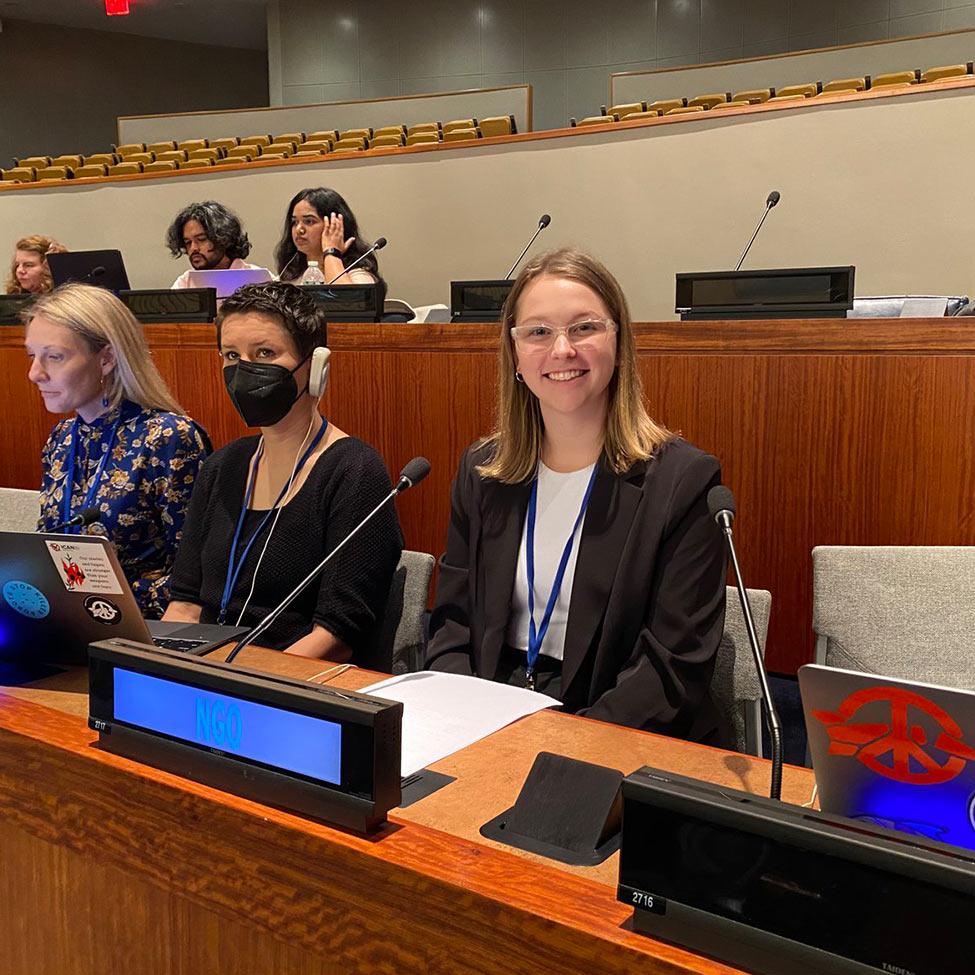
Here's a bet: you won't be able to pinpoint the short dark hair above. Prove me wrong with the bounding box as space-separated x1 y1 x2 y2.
166 200 251 261
215 282 328 359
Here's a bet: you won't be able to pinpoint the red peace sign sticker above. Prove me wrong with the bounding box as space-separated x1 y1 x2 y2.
812 686 975 787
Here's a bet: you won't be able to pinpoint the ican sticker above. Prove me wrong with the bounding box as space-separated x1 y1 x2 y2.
83 595 122 625
45 539 123 595
2 580 51 620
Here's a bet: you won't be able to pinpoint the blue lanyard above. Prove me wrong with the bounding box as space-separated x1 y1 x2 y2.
525 463 598 683
218 418 329 624
61 414 124 532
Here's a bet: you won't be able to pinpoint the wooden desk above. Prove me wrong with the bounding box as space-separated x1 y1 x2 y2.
0 650 815 974
4 319 975 674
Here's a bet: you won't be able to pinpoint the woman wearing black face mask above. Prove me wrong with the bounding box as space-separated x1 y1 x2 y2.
164 282 403 661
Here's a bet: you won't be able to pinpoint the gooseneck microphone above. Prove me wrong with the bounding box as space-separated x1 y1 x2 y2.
47 507 101 532
224 456 431 663
707 485 784 801
326 237 388 285
734 191 781 271
505 214 552 280
84 266 107 283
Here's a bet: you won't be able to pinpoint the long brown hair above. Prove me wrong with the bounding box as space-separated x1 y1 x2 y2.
477 248 672 483
25 284 185 415
6 235 67 295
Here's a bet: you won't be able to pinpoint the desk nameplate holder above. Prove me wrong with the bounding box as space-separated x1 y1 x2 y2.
299 283 382 322
88 640 402 833
119 288 217 324
450 279 514 323
0 292 36 326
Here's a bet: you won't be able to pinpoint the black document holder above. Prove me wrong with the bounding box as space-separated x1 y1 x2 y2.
480 751 623 866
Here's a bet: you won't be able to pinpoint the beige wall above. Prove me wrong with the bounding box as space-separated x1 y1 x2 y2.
118 87 532 145
612 27 975 106
1 84 971 318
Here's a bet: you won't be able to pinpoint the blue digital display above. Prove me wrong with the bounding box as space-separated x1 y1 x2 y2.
113 668 343 785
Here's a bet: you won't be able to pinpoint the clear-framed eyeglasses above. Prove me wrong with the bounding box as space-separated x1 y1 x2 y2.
509 318 617 350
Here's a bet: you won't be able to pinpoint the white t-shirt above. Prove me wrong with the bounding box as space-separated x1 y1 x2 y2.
506 461 596 662
170 258 263 289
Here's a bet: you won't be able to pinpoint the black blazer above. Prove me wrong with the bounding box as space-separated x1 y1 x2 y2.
426 438 728 744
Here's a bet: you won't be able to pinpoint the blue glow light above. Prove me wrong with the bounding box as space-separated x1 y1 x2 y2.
113 668 343 785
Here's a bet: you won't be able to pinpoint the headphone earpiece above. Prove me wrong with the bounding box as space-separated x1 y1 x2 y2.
308 345 331 399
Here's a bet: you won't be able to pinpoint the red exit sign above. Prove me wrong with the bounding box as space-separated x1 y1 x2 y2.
105 0 130 15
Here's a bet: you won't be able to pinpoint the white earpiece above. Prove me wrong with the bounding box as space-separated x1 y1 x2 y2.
308 345 331 399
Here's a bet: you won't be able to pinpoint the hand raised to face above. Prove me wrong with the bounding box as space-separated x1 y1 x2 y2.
321 212 355 255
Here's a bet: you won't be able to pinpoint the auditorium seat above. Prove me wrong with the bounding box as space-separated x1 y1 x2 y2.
373 125 407 139
109 162 144 175
37 166 73 180
647 99 686 114
666 105 706 115
369 134 405 148
872 70 918 88
688 92 731 109
257 152 290 161
769 93 808 102
189 148 224 162
177 138 209 153
333 137 367 151
156 150 188 163
144 160 178 173
733 88 774 103
921 62 973 83
147 141 176 154
618 109 661 120
406 131 440 145
123 152 155 165
263 142 297 156
295 142 331 156
442 118 477 134
274 132 305 145
330 147 362 155
775 82 821 98
50 154 83 169
406 122 440 136
339 127 373 141
84 153 118 166
379 550 437 675
478 115 516 136
606 102 646 119
114 143 146 157
442 127 480 142
226 145 259 161
74 164 109 178
308 129 340 143
15 155 50 169
179 158 214 169
820 76 868 94
1 167 37 183
240 135 272 148
571 115 618 127
208 137 240 153
711 100 752 111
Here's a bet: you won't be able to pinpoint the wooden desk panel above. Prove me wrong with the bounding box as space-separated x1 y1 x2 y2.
4 320 975 674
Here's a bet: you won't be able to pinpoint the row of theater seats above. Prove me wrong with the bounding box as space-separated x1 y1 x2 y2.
571 60 975 126
0 116 519 185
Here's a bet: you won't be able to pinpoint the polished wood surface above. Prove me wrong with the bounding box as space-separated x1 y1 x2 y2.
2 75 971 193
0 649 813 974
4 319 975 674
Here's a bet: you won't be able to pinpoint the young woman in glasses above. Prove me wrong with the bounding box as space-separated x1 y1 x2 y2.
425 248 728 743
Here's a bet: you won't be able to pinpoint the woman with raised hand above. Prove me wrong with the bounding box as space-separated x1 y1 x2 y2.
426 249 728 743
25 284 209 617
164 282 402 660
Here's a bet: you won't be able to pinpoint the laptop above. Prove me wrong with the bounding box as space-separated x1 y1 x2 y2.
184 267 273 298
800 663 975 852
47 249 131 292
0 531 247 666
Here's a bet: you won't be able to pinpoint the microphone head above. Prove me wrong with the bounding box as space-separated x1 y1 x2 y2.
766 190 781 208
374 237 388 250
398 456 431 490
707 485 736 523
77 507 101 526
538 213 551 229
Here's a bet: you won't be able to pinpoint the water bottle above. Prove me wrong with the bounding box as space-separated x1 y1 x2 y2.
301 263 326 285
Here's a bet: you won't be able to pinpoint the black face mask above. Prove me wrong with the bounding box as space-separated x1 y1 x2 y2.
223 356 309 428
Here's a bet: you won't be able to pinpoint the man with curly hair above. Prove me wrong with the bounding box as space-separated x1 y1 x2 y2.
166 200 261 288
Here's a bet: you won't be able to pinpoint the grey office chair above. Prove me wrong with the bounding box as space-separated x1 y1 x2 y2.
370 550 435 674
812 546 975 690
0 487 40 532
711 586 772 756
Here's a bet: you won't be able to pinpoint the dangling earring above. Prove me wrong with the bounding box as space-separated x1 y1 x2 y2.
515 371 524 383
100 375 109 408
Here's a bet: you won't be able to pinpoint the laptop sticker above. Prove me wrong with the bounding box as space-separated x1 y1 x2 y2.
83 595 122 625
44 539 123 595
2 580 51 620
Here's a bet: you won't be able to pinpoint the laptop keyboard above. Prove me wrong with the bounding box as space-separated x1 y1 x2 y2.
153 636 209 653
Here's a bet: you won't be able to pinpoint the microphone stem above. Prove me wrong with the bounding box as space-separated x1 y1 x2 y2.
721 522 783 800
326 244 376 285
224 486 400 662
505 224 545 280
735 204 772 272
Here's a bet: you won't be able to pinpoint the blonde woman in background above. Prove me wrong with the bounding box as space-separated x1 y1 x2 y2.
24 284 210 617
6 235 68 295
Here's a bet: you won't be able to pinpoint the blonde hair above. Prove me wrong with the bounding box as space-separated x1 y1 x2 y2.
6 235 68 295
477 248 672 483
25 283 185 415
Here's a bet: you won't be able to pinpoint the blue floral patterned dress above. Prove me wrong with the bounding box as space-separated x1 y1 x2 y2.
37 399 209 618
